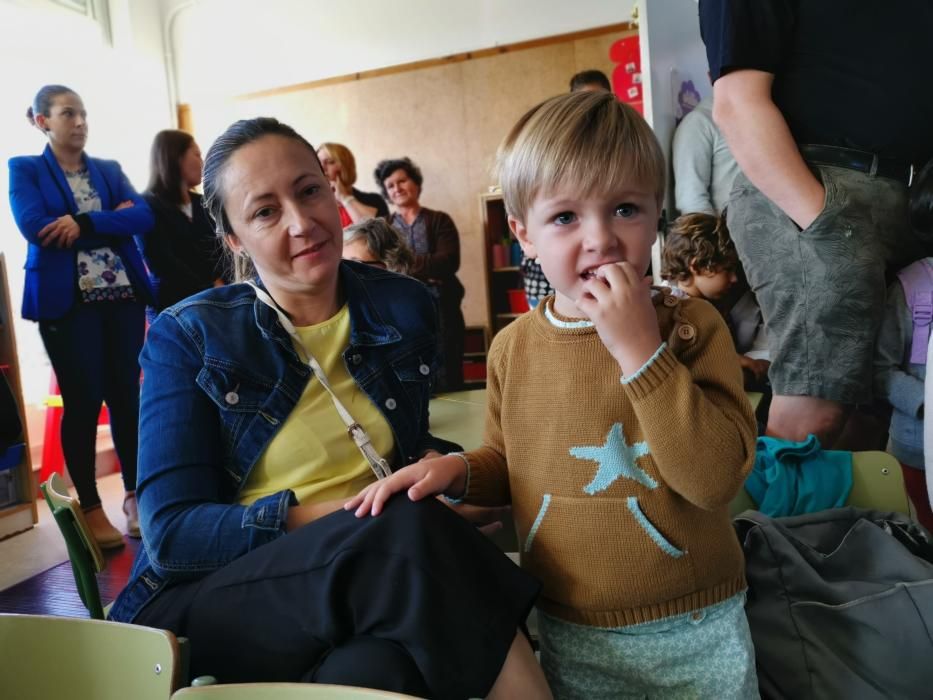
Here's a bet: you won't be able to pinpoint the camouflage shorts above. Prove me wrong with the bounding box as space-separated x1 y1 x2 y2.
727 165 928 404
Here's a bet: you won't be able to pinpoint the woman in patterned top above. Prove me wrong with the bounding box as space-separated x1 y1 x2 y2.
8 85 155 548
374 157 466 391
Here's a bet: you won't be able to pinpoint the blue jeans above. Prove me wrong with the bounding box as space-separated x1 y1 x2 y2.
39 301 145 507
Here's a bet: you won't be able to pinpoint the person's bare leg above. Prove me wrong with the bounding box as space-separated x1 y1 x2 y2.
766 395 851 447
487 630 552 700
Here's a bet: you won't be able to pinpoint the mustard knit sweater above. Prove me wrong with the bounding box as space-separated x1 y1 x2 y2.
465 290 756 627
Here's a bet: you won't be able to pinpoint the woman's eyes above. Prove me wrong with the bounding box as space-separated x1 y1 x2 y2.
251 186 320 221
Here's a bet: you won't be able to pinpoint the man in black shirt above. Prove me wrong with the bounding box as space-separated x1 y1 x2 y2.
699 0 933 446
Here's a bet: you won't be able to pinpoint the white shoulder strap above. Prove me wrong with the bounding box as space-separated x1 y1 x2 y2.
246 281 392 480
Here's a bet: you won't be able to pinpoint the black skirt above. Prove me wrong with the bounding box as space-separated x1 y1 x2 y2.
135 496 539 699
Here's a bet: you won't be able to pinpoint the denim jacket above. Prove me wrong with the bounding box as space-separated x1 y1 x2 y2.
110 261 451 622
874 280 926 468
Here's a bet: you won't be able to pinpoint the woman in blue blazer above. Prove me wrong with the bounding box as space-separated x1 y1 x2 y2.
8 85 154 548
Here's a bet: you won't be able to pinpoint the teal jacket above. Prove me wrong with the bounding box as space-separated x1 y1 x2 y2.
746 435 852 517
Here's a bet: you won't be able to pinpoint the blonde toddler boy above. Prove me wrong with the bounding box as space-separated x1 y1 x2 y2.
349 91 759 699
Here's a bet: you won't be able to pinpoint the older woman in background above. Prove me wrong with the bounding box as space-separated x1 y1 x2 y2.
317 142 388 226
343 217 414 275
375 157 465 391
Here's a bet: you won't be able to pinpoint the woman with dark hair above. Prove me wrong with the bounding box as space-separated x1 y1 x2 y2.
317 142 388 226
142 130 222 313
375 157 466 391
8 84 154 547
108 117 549 699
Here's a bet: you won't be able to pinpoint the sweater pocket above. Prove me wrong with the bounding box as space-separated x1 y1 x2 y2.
521 494 696 610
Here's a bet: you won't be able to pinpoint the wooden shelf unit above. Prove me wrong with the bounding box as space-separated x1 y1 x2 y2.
0 253 38 540
480 192 529 338
462 325 489 388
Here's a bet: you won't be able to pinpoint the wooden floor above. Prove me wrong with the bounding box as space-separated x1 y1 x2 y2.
0 537 137 617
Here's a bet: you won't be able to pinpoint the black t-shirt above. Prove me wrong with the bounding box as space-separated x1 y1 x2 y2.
352 188 390 218
699 0 933 163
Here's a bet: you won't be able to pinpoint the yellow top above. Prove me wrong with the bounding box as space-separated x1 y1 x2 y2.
239 304 393 505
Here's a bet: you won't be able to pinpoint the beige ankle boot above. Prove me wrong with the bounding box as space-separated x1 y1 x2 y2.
83 505 125 549
123 492 140 538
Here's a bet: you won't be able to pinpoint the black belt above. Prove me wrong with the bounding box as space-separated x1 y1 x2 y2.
799 144 915 186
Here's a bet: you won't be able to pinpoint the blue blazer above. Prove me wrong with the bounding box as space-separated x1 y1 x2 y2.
8 145 155 320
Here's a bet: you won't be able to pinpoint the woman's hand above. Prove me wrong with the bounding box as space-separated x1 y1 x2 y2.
37 215 80 248
345 453 467 517
576 262 663 376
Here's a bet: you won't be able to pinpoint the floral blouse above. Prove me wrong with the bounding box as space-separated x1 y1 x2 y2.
65 168 136 303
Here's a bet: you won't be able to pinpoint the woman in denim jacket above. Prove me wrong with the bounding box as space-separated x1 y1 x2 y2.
108 118 548 699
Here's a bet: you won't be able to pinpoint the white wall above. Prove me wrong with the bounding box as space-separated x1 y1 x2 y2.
639 0 710 215
0 0 172 404
163 0 636 101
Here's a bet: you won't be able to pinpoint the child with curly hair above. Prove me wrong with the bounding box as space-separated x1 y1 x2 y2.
662 212 770 388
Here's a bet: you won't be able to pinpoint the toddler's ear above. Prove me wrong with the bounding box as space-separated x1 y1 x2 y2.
508 216 536 258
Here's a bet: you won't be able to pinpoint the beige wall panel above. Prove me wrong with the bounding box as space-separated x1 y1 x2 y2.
572 28 637 77
235 63 486 324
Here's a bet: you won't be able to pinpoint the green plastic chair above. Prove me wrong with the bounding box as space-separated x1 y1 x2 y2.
40 472 109 619
848 450 910 514
37 476 224 688
730 449 910 517
172 683 421 699
0 613 182 700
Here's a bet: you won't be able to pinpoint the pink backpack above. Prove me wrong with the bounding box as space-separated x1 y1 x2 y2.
897 258 933 364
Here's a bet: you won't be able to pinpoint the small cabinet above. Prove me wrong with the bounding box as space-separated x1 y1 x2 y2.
0 253 38 540
462 325 489 388
480 192 529 338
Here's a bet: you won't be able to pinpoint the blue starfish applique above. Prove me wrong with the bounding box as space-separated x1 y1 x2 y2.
571 423 656 494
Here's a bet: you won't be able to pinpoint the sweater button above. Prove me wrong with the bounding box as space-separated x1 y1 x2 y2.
677 324 696 340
